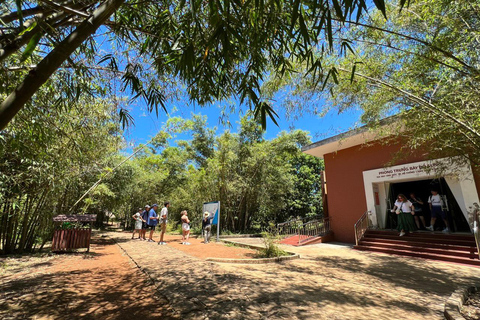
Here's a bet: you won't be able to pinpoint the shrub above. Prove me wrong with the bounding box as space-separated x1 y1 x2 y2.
258 231 289 258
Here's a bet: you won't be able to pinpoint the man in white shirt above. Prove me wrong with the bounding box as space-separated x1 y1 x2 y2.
158 202 170 245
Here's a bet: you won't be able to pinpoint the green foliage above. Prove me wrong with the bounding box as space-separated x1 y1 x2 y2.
258 231 289 258
264 0 480 167
0 95 123 253
93 112 323 234
0 0 398 130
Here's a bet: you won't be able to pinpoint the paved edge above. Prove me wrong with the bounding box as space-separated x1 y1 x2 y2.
205 254 300 264
444 284 480 320
110 234 179 316
215 239 300 264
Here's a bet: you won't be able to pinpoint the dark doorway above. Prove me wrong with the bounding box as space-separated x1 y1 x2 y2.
385 178 470 232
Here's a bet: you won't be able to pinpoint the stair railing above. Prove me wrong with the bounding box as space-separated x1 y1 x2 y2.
277 215 324 238
298 217 330 245
472 204 480 259
277 218 304 238
354 211 371 246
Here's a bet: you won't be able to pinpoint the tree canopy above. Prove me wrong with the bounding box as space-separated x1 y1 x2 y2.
0 0 397 130
263 0 480 166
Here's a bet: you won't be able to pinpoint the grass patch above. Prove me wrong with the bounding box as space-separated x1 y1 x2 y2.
257 231 289 258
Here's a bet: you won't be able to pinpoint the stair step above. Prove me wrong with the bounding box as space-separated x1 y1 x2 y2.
354 245 480 266
358 240 478 258
365 230 475 241
361 237 476 251
363 234 476 246
360 238 477 252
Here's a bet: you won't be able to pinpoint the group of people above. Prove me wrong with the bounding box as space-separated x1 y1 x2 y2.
131 202 214 245
392 190 449 236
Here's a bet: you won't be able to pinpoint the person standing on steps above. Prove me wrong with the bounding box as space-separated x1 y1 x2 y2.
409 193 426 230
426 190 450 233
181 210 191 245
131 208 145 239
147 204 159 242
158 202 170 245
202 211 212 244
392 194 416 236
140 205 150 240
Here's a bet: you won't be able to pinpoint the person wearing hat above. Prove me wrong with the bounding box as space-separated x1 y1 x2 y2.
140 205 150 240
202 211 212 244
147 204 159 242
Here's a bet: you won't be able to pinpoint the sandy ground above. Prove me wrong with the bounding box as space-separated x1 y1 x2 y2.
2 230 480 320
0 235 178 320
115 232 480 320
137 232 259 260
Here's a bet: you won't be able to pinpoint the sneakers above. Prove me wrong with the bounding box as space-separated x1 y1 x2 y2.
147 239 154 242
399 231 406 236
442 228 450 233
184 242 190 245
158 241 167 245
425 226 434 231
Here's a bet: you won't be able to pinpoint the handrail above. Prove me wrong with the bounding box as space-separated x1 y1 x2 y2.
277 215 324 238
298 217 330 245
277 218 304 238
354 211 370 246
470 203 480 260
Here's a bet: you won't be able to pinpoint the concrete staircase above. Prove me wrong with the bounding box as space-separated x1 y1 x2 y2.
279 233 333 246
354 229 480 267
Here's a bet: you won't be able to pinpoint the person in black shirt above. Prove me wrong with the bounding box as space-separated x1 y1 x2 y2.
202 212 212 244
140 205 150 240
409 193 426 229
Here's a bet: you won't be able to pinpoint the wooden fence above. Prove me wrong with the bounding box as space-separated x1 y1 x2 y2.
52 228 92 252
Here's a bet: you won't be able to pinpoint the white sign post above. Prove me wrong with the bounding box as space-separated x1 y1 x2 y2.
203 201 220 241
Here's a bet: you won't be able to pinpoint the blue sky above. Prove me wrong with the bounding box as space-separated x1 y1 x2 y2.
122 97 364 150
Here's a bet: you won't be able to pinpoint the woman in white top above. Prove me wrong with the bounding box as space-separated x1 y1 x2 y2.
392 194 416 236
132 208 145 240
181 210 190 245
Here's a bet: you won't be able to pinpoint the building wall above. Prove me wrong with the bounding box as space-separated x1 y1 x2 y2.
322 140 480 243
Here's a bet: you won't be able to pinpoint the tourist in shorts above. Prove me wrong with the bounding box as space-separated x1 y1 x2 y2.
181 210 190 245
131 208 145 239
147 204 159 242
158 202 170 245
426 190 450 233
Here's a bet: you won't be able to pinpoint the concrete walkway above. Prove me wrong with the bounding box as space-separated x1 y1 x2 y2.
111 232 480 320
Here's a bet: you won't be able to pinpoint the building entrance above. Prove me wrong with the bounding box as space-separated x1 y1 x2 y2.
385 178 470 232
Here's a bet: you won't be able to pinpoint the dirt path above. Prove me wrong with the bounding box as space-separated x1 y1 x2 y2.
2 231 480 320
113 232 480 320
0 234 178 320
